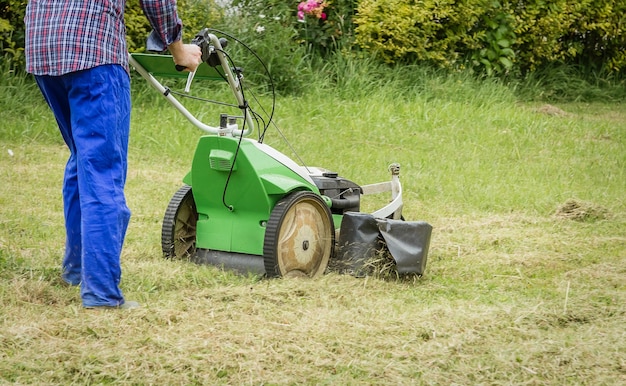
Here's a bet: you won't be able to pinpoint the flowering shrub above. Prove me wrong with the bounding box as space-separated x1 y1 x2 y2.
295 0 355 56
297 0 328 21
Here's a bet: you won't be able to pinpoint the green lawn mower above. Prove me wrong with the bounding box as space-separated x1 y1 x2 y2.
129 29 429 278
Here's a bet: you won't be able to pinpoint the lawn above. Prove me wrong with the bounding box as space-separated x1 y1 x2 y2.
1 69 624 384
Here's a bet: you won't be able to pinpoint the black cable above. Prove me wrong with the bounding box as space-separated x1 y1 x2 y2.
221 108 247 211
217 50 247 211
174 30 275 144
168 90 240 108
209 31 308 169
205 28 276 142
170 29 303 207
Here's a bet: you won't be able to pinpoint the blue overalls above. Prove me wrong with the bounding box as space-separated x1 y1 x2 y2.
35 64 131 307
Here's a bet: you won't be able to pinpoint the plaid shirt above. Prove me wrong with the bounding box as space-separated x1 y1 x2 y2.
25 0 182 76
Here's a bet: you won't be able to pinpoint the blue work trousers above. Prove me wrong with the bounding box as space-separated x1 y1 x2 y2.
35 64 132 307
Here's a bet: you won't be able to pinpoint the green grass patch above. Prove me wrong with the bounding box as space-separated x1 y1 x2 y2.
1 64 625 384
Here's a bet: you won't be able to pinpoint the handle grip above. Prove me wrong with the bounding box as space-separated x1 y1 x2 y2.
175 64 186 72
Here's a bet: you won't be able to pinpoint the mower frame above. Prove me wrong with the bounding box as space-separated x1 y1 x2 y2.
129 29 403 277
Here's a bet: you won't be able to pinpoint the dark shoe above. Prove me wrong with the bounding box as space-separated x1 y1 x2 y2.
56 275 79 287
119 301 141 309
62 272 81 286
84 300 141 310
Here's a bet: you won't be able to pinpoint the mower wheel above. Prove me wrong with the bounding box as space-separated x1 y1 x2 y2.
263 191 335 278
162 185 198 259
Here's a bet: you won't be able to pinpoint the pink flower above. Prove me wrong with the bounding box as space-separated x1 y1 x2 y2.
297 0 328 20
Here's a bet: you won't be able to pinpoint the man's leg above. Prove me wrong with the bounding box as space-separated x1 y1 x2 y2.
66 64 132 307
35 76 82 286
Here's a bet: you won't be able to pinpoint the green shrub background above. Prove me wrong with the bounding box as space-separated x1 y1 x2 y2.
353 0 517 75
354 0 626 74
0 0 27 71
1 0 625 82
0 0 225 70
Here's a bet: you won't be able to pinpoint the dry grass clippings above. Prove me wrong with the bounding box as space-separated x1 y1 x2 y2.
554 198 610 222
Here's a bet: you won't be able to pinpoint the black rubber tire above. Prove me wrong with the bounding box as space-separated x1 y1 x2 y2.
161 185 198 259
263 191 335 278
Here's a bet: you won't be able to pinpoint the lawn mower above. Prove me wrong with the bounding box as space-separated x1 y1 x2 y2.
129 29 428 278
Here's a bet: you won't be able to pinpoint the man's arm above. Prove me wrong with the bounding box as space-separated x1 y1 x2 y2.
168 40 201 71
141 0 201 71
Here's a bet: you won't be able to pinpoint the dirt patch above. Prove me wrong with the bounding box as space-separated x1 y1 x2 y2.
535 104 569 117
554 198 609 221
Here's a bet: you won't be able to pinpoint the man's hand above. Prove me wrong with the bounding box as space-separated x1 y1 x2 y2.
168 40 202 72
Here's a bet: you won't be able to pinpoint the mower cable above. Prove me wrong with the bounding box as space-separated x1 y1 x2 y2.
214 46 268 141
206 29 276 141
169 45 268 141
218 45 251 211
221 107 248 212
167 90 238 108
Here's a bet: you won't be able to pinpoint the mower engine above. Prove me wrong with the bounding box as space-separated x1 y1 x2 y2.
309 171 361 215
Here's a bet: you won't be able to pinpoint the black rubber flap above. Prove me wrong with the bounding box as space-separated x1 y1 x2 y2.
375 218 432 275
335 212 432 276
335 212 383 276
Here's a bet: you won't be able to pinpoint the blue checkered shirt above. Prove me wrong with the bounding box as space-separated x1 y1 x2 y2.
25 0 182 76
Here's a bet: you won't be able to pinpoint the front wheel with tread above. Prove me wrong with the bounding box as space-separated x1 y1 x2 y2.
162 185 198 259
263 191 335 278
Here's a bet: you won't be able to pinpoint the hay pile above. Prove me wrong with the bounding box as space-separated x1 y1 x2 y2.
535 104 569 117
554 198 609 221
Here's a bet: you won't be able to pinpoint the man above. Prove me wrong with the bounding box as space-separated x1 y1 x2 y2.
24 1 201 309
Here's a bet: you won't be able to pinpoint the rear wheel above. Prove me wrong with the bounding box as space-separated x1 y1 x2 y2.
162 185 198 259
263 191 334 278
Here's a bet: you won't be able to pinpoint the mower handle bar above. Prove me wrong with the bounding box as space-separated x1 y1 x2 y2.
128 31 254 137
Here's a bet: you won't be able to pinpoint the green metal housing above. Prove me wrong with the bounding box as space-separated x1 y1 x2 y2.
183 135 321 256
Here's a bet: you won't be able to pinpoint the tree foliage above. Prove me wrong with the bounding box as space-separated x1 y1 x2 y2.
511 0 626 73
125 0 224 53
354 0 626 74
0 0 27 71
0 0 224 72
1 0 624 77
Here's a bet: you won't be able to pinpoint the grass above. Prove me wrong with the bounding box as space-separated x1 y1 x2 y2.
1 60 625 384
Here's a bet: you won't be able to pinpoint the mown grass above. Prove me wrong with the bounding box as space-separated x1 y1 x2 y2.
1 60 625 385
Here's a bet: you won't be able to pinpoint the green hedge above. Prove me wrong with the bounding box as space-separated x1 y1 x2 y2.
354 0 626 74
125 0 224 52
354 0 517 75
0 0 27 71
2 0 625 77
511 0 626 73
0 0 223 72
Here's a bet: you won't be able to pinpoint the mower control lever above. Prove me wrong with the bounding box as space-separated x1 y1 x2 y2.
184 68 196 93
178 29 229 93
129 30 252 136
175 29 228 72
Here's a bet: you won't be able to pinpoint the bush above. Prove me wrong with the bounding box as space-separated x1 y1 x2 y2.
353 0 626 75
353 0 517 75
125 0 225 52
217 0 360 94
354 0 486 67
295 0 358 56
214 0 314 94
0 0 27 73
512 0 626 73
471 1 516 76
